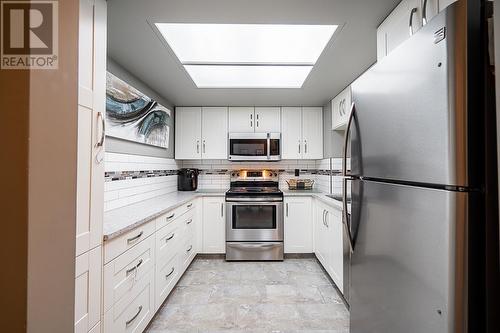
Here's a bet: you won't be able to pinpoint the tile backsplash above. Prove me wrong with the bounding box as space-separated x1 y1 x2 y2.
104 152 180 211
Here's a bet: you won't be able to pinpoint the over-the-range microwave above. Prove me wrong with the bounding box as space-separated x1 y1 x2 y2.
228 133 281 161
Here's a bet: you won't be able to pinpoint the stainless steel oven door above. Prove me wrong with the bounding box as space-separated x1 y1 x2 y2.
226 200 283 241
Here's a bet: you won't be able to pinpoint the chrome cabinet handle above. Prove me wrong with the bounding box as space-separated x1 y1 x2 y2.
165 267 175 278
221 203 224 217
203 140 206 153
95 112 105 148
125 259 143 276
250 113 253 128
422 0 428 25
286 203 289 217
324 211 329 228
125 306 143 327
322 209 326 226
166 213 175 220
196 140 200 153
409 7 417 36
304 140 308 154
187 203 193 208
165 233 175 242
298 140 301 154
186 245 193 252
186 219 193 225
127 231 143 244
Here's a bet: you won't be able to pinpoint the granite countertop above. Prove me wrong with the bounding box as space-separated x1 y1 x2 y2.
103 188 347 242
103 189 226 241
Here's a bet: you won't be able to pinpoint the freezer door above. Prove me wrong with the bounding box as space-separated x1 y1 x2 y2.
350 180 467 333
350 4 468 187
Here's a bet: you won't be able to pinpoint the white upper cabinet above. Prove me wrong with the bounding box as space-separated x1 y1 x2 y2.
175 107 202 159
377 0 457 60
176 107 228 159
281 107 323 159
202 107 228 159
229 107 255 132
229 107 281 133
281 107 303 159
254 107 281 133
331 86 352 131
284 197 313 253
302 107 323 159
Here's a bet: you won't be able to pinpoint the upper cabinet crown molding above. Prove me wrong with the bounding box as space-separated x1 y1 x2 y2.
377 0 456 60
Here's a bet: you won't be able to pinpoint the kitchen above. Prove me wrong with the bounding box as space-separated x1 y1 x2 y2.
3 0 499 333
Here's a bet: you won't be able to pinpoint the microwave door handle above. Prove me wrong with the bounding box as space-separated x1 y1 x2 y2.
267 134 271 160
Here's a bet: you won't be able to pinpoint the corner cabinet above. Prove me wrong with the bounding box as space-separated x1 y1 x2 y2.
284 197 313 253
377 0 456 60
175 107 228 159
331 86 351 131
281 107 323 159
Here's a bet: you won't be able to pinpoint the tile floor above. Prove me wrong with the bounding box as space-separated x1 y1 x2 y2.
146 258 349 333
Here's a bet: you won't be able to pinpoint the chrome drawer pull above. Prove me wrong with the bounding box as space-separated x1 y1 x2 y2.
186 219 193 225
125 305 143 327
165 267 175 278
126 231 143 244
186 245 193 252
166 213 175 220
165 233 175 242
187 203 193 208
125 259 143 276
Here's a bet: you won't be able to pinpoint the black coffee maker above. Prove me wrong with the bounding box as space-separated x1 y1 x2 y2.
178 168 199 191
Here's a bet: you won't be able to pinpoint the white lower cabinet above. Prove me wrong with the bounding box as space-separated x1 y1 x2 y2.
284 197 313 253
103 199 199 333
104 269 155 333
202 197 226 253
75 246 102 333
314 200 344 292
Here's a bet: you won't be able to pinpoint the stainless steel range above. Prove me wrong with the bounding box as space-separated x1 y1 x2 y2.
225 170 284 261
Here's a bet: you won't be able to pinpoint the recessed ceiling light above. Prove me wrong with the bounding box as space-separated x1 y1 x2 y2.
154 23 337 88
156 23 337 64
184 65 313 88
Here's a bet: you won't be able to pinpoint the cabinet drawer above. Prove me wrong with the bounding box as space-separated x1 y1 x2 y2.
75 246 101 333
155 218 180 263
104 269 155 333
180 236 196 270
104 235 155 312
104 220 155 264
155 253 180 310
156 200 196 230
179 210 196 239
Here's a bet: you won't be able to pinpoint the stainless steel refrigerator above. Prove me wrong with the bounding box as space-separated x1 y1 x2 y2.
345 2 498 332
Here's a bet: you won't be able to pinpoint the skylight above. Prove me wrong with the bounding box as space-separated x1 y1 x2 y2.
155 23 337 88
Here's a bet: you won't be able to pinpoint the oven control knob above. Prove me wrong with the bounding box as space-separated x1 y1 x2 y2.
237 173 240 177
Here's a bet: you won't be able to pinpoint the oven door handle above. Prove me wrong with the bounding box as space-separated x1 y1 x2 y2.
225 197 283 202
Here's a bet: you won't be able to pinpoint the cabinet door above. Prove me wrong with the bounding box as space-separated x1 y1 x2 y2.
327 208 344 292
75 246 101 333
281 107 303 159
76 0 105 256
254 107 281 133
202 197 226 253
302 107 323 159
229 107 255 132
284 197 313 253
314 204 328 267
175 107 202 159
332 86 351 131
378 0 422 59
202 107 228 159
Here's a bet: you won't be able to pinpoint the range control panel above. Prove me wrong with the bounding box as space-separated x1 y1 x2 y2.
230 170 279 181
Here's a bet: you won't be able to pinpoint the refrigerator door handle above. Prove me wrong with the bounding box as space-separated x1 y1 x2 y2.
342 102 356 252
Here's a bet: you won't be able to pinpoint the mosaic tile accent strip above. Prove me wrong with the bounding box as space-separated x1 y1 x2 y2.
105 170 179 182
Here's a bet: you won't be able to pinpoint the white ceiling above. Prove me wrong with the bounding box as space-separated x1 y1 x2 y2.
107 0 399 107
